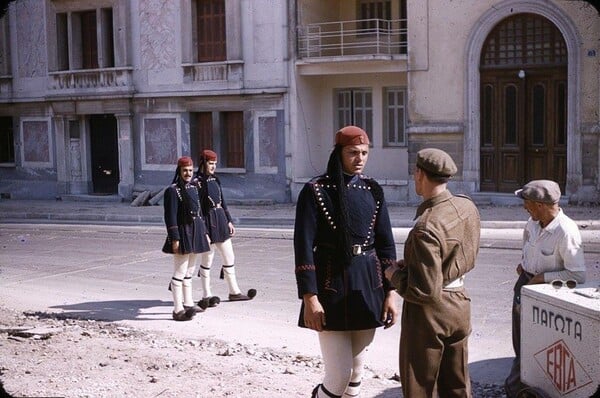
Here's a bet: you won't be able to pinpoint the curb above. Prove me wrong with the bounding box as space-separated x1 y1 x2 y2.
0 213 598 230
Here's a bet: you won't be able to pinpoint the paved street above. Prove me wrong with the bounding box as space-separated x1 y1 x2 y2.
1 222 599 388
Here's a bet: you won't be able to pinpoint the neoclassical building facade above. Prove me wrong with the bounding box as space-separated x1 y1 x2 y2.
291 0 600 204
0 0 599 204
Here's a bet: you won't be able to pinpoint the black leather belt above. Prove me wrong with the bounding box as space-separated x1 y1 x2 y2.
351 244 374 255
315 243 374 256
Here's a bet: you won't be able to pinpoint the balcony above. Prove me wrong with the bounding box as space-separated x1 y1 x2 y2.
182 61 244 90
298 19 407 59
47 67 134 97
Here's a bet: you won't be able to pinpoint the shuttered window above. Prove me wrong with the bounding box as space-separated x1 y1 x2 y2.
196 0 226 62
384 87 406 146
336 89 373 143
193 111 244 169
55 8 115 70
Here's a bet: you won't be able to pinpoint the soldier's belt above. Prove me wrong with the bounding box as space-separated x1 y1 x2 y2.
443 275 465 291
351 244 374 256
314 243 374 256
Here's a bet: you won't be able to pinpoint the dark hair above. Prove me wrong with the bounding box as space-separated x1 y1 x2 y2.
171 165 198 215
196 156 207 177
326 145 353 263
417 165 450 184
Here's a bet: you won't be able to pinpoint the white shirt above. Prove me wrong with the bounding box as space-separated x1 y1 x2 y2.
521 209 586 278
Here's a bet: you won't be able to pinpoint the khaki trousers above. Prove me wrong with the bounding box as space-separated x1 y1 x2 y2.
400 289 472 398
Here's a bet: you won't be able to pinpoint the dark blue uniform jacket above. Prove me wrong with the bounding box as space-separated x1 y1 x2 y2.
294 174 396 331
198 174 233 243
162 180 210 254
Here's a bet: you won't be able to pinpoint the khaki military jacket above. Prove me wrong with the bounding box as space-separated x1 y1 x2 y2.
391 190 480 305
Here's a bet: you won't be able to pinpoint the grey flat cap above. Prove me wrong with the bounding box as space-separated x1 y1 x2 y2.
515 179 561 203
416 148 457 177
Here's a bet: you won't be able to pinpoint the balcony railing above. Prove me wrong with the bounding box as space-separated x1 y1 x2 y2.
182 61 244 83
48 67 133 92
298 19 407 59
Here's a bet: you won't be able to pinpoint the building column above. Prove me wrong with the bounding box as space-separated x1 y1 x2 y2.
53 115 68 196
116 113 134 200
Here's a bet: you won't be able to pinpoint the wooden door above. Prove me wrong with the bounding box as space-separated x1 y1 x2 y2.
524 69 567 188
480 68 567 192
480 71 525 192
479 13 568 192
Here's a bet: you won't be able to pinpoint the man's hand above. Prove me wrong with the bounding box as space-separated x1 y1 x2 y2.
528 273 545 284
303 294 325 332
384 259 403 281
516 263 523 275
382 290 399 329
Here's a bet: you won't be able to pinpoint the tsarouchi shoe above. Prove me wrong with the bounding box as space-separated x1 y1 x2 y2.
184 304 204 313
228 289 257 301
172 306 196 321
198 296 220 309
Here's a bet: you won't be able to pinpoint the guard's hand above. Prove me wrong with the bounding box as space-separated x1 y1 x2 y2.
516 263 523 275
228 222 235 236
171 240 180 253
382 290 399 329
303 294 326 332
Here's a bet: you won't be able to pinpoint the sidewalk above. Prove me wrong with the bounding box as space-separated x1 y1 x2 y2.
0 198 599 229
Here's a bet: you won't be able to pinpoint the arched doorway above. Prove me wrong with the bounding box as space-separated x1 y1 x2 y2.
479 13 567 192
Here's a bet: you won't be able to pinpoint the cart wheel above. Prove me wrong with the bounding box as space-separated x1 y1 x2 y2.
516 386 551 398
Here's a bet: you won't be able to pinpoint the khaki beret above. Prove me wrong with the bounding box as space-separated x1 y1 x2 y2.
335 126 370 146
416 148 457 177
515 180 561 204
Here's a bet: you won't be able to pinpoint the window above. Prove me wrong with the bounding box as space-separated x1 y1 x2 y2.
358 0 391 31
56 8 115 70
481 13 567 68
193 111 245 169
336 89 373 142
383 88 406 146
194 0 226 62
0 15 11 75
0 116 14 163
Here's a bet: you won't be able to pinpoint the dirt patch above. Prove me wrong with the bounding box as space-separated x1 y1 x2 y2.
0 306 403 398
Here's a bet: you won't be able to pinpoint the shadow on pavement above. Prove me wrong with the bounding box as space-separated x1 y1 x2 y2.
374 386 403 397
470 356 512 384
45 299 171 321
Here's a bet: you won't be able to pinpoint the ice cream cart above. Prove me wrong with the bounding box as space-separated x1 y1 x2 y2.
520 282 600 397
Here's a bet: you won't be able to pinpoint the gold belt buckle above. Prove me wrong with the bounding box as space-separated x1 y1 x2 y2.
352 245 362 255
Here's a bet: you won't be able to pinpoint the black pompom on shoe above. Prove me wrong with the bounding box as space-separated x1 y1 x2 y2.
184 304 204 313
198 296 221 309
172 309 194 321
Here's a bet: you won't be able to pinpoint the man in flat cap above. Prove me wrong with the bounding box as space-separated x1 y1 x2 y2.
504 179 586 397
294 126 398 398
385 147 480 397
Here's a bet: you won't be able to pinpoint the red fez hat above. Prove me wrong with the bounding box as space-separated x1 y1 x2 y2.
202 149 218 161
177 156 193 167
335 126 370 146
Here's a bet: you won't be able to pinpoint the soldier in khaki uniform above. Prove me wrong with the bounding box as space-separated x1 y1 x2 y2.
385 148 480 398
